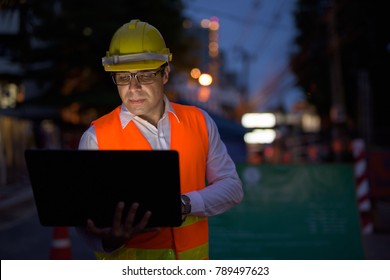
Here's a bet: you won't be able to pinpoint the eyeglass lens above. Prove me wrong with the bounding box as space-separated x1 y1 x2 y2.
112 68 163 85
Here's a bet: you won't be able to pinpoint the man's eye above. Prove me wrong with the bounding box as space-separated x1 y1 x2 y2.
117 75 129 81
138 73 153 79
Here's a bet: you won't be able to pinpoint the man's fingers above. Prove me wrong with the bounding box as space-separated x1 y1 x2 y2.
86 219 109 236
111 201 125 235
90 202 151 241
86 219 97 232
124 202 139 229
134 211 152 232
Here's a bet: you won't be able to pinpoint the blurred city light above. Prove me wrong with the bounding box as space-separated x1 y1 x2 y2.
198 73 213 86
182 19 193 29
209 17 220 31
244 129 276 144
200 19 210 28
0 83 18 108
198 86 211 102
190 68 201 79
302 113 321 133
241 113 276 128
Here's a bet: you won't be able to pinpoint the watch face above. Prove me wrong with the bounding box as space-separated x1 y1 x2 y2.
181 195 191 215
181 195 190 204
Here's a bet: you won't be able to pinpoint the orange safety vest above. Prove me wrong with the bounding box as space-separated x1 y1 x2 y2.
91 102 209 260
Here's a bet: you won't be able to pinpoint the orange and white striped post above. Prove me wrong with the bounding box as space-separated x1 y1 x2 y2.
49 226 72 259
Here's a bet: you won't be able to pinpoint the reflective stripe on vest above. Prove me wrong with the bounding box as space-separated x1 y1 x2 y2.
94 216 209 260
95 244 209 260
95 248 176 260
92 102 209 260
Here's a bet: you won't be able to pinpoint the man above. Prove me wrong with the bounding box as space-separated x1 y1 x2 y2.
78 19 243 260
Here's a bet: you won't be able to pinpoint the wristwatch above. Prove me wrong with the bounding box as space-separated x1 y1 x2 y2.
181 195 191 216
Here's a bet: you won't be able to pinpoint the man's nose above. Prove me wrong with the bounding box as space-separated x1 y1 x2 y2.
128 76 141 88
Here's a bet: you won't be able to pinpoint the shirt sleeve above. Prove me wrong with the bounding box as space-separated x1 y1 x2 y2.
186 109 244 216
78 126 98 150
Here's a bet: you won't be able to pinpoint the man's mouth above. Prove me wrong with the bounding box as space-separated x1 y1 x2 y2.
129 99 145 105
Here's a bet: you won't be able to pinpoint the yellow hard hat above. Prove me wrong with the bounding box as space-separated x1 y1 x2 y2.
102 19 172 72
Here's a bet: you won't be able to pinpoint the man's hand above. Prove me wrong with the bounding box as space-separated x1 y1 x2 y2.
86 201 153 252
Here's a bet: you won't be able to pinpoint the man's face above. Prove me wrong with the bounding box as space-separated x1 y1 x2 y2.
114 66 169 125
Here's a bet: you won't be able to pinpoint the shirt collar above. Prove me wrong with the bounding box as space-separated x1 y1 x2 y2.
119 95 180 129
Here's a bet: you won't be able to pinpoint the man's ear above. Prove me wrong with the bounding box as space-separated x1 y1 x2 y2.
162 64 170 84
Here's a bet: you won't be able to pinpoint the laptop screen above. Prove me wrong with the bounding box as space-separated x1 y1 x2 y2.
24 149 183 228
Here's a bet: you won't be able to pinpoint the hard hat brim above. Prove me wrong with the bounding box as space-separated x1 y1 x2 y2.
103 60 167 72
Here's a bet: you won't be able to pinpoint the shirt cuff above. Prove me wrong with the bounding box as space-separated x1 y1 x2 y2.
185 191 205 216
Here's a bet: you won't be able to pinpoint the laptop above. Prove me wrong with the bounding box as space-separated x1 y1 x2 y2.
24 149 183 228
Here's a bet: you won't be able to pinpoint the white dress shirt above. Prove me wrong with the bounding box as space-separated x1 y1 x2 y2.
79 96 243 215
77 96 243 251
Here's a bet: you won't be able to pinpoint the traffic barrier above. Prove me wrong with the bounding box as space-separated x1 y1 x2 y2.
352 138 373 234
50 226 72 259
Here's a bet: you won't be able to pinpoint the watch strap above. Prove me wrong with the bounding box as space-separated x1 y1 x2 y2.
181 194 191 216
